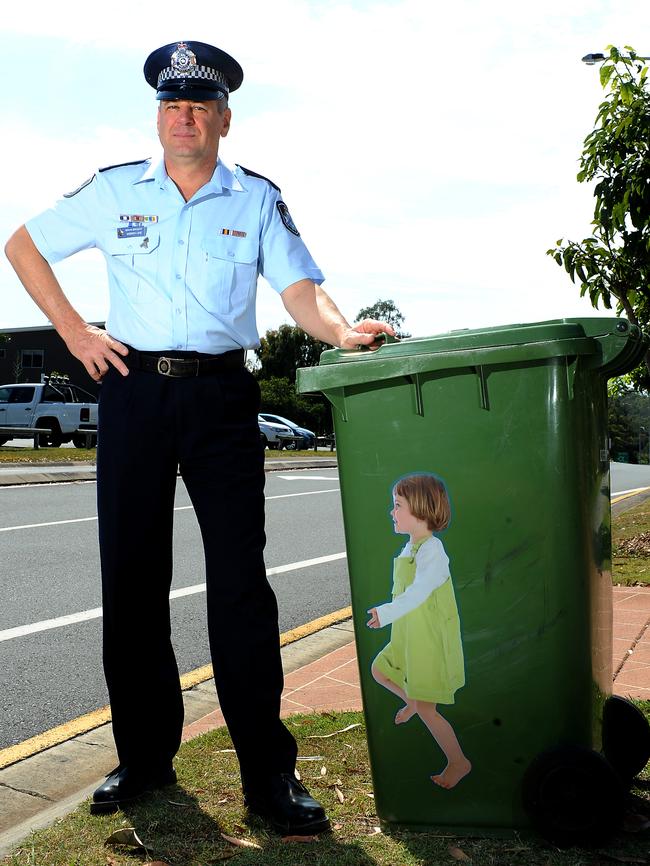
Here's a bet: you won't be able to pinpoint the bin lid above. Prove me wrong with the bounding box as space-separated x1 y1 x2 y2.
320 319 586 364
297 317 647 394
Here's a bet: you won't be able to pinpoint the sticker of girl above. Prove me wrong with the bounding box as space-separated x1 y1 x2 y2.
367 473 471 789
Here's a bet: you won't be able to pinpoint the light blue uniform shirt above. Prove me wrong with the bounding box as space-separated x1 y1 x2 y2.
26 158 324 353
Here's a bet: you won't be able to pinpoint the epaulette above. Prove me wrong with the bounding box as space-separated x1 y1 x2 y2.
236 165 281 193
63 176 95 198
98 159 149 173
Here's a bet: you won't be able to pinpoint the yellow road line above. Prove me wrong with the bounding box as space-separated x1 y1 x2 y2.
0 606 353 771
612 487 650 505
0 707 112 771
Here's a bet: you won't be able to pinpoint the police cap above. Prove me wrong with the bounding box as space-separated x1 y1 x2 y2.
144 41 243 101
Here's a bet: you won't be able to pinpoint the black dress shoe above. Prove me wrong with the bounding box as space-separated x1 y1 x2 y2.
91 764 177 814
245 773 330 835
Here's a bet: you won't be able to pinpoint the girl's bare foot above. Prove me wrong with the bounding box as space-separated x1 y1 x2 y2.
395 701 417 724
431 758 472 789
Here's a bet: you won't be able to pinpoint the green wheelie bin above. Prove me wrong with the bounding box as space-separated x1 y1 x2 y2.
297 317 650 845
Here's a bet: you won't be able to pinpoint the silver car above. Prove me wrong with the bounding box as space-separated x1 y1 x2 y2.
257 415 296 449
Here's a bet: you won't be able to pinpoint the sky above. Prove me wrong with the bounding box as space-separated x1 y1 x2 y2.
1 0 649 341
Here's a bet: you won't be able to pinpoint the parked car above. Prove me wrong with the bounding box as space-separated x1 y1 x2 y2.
0 377 98 447
257 415 296 450
258 413 316 450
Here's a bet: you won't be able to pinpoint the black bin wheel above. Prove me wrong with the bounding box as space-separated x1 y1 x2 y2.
602 695 650 782
522 746 625 847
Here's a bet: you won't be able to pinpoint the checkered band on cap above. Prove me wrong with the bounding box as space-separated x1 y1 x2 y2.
157 65 229 89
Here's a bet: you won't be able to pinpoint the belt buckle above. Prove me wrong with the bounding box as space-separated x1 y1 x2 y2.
157 356 173 376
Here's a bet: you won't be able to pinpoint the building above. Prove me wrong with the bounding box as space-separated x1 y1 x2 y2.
0 324 104 395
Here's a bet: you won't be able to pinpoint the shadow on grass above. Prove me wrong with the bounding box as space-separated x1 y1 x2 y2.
384 821 650 866
116 784 381 866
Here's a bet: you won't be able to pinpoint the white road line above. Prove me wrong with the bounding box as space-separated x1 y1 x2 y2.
266 552 346 575
0 488 340 534
0 553 347 644
611 486 650 496
0 516 97 533
277 475 339 481
266 488 339 500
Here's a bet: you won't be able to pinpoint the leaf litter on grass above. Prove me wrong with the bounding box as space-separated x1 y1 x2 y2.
2 710 649 866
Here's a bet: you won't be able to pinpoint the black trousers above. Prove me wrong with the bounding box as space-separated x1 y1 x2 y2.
96 363 297 791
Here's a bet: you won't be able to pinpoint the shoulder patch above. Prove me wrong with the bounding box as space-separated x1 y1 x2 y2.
236 164 281 193
98 159 149 173
63 175 96 198
276 201 300 236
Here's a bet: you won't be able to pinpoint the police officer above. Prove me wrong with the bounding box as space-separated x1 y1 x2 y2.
5 41 393 835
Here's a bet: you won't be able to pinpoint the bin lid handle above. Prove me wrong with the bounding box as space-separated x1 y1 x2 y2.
358 332 400 351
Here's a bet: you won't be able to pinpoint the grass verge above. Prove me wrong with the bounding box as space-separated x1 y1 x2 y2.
613 497 650 586
0 447 97 464
0 448 335 465
3 710 649 866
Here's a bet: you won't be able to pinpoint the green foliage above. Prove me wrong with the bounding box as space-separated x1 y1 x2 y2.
608 373 638 397
254 325 333 433
548 45 650 383
608 388 650 463
258 375 329 433
255 324 330 383
356 298 411 338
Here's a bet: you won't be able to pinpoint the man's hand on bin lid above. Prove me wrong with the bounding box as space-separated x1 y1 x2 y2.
341 319 396 351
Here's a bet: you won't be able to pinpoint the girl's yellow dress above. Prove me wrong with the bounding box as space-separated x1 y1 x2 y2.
373 538 465 704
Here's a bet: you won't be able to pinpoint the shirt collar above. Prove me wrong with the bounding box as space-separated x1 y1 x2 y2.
133 156 243 193
135 158 163 186
209 159 244 193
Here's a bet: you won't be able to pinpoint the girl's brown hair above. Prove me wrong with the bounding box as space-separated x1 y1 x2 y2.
393 474 451 532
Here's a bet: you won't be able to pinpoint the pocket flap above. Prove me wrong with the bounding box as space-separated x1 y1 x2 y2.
202 234 258 264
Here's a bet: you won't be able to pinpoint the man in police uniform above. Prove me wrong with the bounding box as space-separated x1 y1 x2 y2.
5 41 393 835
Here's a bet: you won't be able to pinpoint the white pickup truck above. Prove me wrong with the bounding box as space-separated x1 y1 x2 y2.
0 378 98 448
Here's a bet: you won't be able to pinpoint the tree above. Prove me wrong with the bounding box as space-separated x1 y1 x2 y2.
356 299 410 338
254 325 333 433
608 385 650 463
255 324 331 383
548 46 650 382
258 376 330 433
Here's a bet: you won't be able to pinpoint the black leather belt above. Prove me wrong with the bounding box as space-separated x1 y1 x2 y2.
126 348 245 377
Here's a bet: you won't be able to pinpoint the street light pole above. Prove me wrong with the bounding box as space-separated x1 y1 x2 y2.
640 426 647 465
582 52 650 65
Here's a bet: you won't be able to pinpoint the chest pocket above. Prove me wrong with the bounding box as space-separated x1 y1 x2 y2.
102 228 161 304
199 235 259 316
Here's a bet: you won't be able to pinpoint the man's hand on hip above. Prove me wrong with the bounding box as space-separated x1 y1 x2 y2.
66 324 130 381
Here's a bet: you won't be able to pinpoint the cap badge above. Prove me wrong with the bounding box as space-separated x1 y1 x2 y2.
170 42 197 76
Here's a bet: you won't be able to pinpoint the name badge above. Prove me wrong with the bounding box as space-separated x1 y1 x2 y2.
117 226 147 239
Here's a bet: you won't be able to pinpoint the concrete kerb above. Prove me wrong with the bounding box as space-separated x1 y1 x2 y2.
0 618 356 860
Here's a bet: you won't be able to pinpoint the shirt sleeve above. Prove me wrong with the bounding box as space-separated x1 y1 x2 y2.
25 175 99 264
258 185 324 293
375 537 450 627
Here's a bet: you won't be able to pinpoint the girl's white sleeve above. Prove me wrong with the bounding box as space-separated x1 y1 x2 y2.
375 538 450 627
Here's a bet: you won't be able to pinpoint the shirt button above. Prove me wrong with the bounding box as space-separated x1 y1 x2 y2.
178 239 185 246
176 274 182 280
175 308 182 315
228 251 235 257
